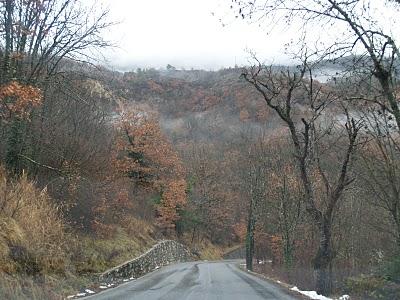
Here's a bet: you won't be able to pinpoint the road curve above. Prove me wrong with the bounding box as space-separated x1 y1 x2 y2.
86 260 298 300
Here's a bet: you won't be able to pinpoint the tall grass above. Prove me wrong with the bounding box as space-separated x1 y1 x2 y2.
0 166 157 298
0 166 71 298
0 273 63 300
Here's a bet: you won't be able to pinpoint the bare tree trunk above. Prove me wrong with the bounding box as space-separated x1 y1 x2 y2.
283 229 294 268
242 62 360 295
375 72 400 133
314 217 334 295
3 0 13 82
394 215 400 252
397 231 400 254
191 227 196 244
246 205 255 271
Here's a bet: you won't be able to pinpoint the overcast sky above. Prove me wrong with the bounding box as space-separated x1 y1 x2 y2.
100 0 294 71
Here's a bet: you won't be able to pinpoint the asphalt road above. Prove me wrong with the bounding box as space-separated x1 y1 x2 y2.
86 260 298 300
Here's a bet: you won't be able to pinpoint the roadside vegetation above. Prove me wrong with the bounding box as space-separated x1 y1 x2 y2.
1 0 400 299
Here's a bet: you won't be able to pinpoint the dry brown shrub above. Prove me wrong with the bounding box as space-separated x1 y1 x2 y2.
0 81 42 121
121 216 154 241
0 217 24 273
0 166 69 274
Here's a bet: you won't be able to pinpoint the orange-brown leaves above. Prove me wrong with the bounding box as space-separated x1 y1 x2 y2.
112 107 187 232
268 163 301 195
91 189 135 238
270 234 283 266
113 109 184 186
233 221 247 242
156 179 187 229
0 81 42 121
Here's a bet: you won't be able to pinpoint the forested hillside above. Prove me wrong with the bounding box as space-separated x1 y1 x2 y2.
1 0 400 299
99 66 400 298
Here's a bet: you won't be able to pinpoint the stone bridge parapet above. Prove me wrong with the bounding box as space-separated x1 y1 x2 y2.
100 240 192 282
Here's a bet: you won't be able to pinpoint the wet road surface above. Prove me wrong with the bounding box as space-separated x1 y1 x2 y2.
87 260 298 300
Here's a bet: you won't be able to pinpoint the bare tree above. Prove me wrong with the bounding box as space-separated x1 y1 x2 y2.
244 141 268 271
242 59 362 295
231 0 400 131
0 0 113 173
359 107 400 249
0 0 112 84
269 146 303 269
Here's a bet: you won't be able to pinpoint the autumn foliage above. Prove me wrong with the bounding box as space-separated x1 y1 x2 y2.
156 179 187 230
112 106 187 233
0 81 42 121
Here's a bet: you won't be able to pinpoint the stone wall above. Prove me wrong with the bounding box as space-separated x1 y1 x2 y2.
99 240 192 282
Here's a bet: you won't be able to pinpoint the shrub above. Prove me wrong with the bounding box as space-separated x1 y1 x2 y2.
0 166 69 274
381 255 400 283
342 273 400 300
0 273 62 300
345 274 386 295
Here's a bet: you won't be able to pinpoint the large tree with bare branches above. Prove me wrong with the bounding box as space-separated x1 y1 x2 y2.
228 0 400 294
0 0 112 84
242 59 362 295
0 0 112 173
231 0 399 130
